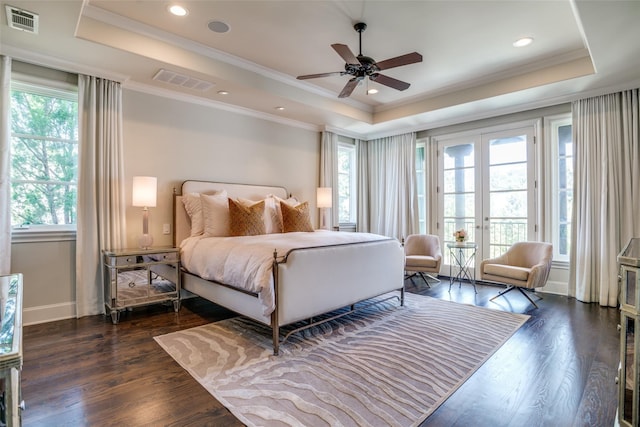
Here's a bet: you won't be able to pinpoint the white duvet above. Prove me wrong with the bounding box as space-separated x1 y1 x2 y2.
180 230 391 316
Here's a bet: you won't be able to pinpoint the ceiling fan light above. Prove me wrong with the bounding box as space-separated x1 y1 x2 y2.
513 37 533 47
367 88 379 94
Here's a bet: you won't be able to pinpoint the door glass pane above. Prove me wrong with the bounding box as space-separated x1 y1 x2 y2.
444 144 474 168
490 191 527 217
489 136 527 164
443 143 475 266
443 169 474 193
489 163 527 190
487 135 528 257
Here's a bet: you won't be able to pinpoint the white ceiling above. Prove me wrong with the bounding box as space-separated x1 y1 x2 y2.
1 0 639 138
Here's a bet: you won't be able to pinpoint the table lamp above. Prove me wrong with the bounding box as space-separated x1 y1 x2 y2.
317 187 332 230
132 176 157 249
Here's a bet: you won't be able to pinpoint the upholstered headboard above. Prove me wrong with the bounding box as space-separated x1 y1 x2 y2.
173 180 288 246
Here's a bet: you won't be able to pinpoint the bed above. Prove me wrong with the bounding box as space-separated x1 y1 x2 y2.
172 180 405 354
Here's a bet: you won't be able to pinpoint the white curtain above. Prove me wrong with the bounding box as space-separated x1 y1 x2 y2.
356 132 419 239
356 138 369 232
320 131 339 229
0 56 11 275
569 88 640 306
423 136 438 234
76 75 127 317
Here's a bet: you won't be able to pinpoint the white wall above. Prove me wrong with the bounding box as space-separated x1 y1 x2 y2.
14 88 321 324
121 89 320 248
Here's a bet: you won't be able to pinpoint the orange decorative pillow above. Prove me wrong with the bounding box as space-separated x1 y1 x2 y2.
280 201 314 233
228 198 266 236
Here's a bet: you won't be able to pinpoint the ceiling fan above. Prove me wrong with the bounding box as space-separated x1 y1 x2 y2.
297 22 423 98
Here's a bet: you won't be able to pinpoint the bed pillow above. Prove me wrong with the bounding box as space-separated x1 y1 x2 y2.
229 198 266 236
268 194 299 233
239 197 281 234
280 201 314 233
182 192 206 237
201 190 230 237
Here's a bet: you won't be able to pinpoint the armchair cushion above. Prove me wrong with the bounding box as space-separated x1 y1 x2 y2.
405 255 439 269
483 264 530 282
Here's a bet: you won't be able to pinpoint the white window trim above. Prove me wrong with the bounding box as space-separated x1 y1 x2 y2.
10 77 79 240
544 113 572 267
338 142 357 225
11 225 76 243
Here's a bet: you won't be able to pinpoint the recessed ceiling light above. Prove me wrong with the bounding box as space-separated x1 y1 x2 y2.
513 37 533 47
367 88 379 95
168 5 188 16
217 90 229 95
275 106 285 111
208 20 230 34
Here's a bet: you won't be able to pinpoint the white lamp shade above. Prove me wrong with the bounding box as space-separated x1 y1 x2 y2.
317 187 332 208
132 176 157 207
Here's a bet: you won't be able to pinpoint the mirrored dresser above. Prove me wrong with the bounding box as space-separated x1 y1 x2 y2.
618 238 640 426
0 273 23 426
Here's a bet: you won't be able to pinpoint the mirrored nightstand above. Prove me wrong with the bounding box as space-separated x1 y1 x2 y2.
102 247 181 324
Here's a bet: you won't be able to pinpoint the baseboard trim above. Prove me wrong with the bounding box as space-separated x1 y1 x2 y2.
537 280 568 296
23 302 76 326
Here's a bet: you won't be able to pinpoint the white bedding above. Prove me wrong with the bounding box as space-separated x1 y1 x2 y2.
180 230 392 316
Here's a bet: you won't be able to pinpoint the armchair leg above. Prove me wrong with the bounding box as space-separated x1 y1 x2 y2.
423 273 441 283
490 285 542 308
404 271 435 288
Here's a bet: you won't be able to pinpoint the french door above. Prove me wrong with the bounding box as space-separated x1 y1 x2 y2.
437 124 537 272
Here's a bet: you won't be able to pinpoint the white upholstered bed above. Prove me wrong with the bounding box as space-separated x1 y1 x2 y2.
173 180 405 354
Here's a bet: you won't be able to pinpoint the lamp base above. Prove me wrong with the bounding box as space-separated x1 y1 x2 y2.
138 234 153 250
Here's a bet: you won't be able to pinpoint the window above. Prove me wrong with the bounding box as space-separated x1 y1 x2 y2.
416 142 426 233
10 81 78 230
546 114 573 263
337 143 356 224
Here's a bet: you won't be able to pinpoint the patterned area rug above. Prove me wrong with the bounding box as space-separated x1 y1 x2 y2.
154 293 529 426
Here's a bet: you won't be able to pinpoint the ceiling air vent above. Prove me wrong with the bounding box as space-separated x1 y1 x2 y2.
5 5 39 34
152 69 214 92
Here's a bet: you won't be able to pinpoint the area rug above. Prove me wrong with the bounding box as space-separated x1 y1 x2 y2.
154 293 529 426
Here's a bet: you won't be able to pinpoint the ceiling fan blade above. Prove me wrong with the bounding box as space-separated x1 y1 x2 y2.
338 78 360 98
375 52 423 71
331 43 360 65
370 73 411 91
297 71 343 80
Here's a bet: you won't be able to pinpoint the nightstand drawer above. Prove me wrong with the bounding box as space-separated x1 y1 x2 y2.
143 251 178 262
106 255 139 267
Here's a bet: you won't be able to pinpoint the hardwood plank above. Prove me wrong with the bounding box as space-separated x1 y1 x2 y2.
21 281 620 426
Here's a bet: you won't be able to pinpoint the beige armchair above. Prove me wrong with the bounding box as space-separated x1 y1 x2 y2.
480 241 553 308
403 234 442 287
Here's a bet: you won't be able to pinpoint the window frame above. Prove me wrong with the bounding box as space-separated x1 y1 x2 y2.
337 142 357 226
10 78 79 242
416 141 426 234
544 113 572 266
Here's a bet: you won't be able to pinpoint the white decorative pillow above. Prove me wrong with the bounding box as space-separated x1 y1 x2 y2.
182 193 205 237
201 190 230 237
239 196 283 234
263 196 281 233
268 194 299 232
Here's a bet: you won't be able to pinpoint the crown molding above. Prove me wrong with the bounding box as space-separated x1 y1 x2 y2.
80 3 372 114
123 80 321 133
0 45 130 82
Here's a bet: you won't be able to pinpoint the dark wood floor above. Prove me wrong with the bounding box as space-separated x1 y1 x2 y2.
21 278 620 427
